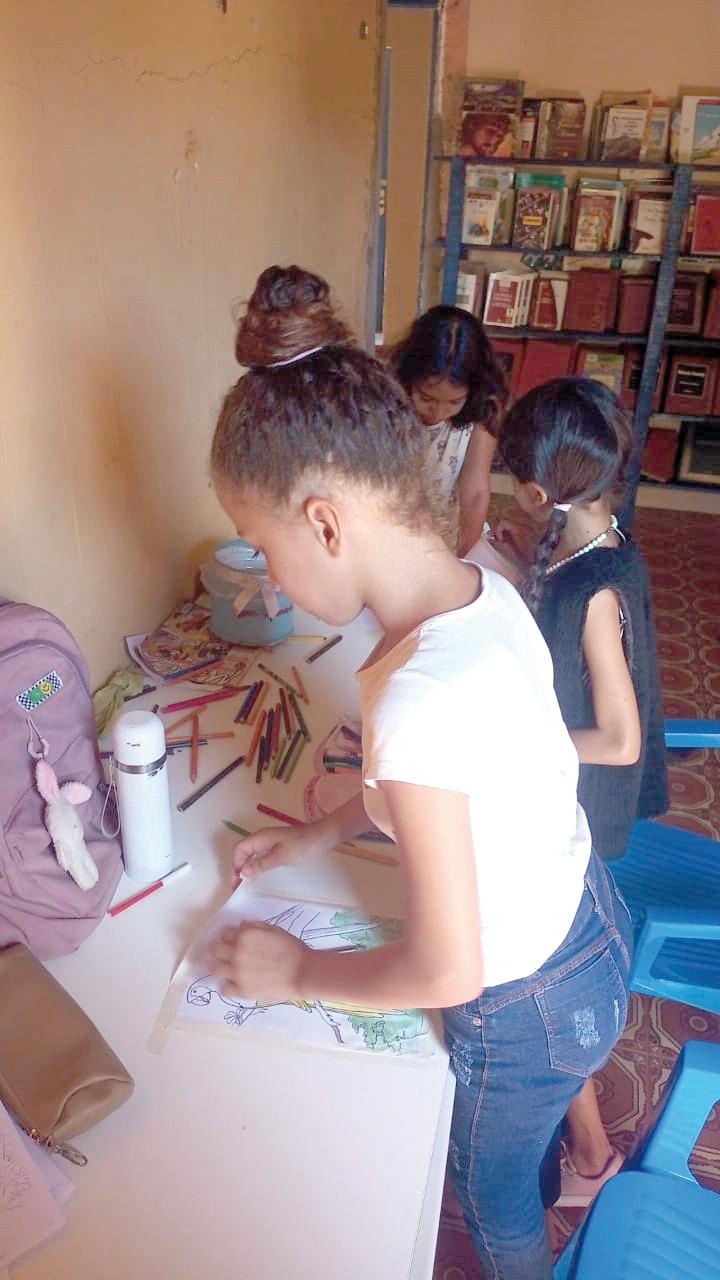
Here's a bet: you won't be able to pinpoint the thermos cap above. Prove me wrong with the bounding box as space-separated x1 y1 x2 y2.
112 710 167 767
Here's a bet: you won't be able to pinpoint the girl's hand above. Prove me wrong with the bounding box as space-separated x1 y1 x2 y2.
210 923 306 1001
233 821 332 881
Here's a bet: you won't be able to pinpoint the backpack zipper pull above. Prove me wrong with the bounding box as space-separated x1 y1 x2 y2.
27 1127 88 1166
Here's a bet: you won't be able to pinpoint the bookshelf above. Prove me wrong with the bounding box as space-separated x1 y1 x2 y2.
433 154 720 517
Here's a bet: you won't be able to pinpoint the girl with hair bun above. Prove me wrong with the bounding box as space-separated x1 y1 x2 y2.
391 305 507 553
501 376 667 1205
210 267 632 1279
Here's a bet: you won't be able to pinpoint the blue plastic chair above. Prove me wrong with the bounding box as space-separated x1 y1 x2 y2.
554 1040 720 1279
609 718 720 1016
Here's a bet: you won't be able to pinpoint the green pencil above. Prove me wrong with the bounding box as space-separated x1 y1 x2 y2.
223 820 251 837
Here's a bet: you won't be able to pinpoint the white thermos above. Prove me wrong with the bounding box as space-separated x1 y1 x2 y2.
112 710 174 884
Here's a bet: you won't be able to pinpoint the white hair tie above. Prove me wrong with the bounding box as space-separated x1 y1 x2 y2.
554 502 572 512
262 345 326 369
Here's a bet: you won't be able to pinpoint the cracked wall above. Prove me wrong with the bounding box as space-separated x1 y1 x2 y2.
0 1 380 683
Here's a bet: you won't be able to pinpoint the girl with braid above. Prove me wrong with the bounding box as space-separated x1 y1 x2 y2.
500 377 668 1207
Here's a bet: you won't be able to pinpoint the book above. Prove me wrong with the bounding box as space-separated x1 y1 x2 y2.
627 190 671 254
703 269 720 337
666 273 707 334
646 104 671 163
535 98 586 160
641 417 681 483
456 263 486 316
572 190 620 253
462 188 499 245
563 269 620 332
575 347 625 396
488 336 525 402
519 98 541 157
678 95 720 165
572 178 627 251
464 164 515 243
664 353 718 414
690 192 720 255
514 340 575 398
528 273 569 330
616 275 655 334
512 172 565 249
458 78 524 159
600 106 649 161
620 349 667 410
483 269 535 327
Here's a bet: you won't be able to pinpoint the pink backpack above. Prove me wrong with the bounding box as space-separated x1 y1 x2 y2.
0 602 123 959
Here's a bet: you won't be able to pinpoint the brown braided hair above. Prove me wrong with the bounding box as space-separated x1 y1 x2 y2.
213 265 442 534
499 377 631 615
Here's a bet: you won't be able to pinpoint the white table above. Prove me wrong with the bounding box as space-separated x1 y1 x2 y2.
15 609 453 1280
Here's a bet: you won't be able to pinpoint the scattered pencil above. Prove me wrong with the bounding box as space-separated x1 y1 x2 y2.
223 820 251 837
151 703 160 715
257 802 302 826
166 731 235 744
161 688 236 715
306 634 342 663
276 730 302 781
247 683 269 725
164 657 226 683
245 709 267 769
164 709 203 737
234 682 261 723
177 754 245 812
272 735 287 778
279 686 292 736
257 662 301 699
286 635 327 643
125 684 158 702
291 665 309 704
190 714 200 784
283 735 307 783
254 803 397 866
288 691 310 740
271 702 281 757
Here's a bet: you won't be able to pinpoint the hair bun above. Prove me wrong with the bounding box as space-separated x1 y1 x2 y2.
235 264 349 367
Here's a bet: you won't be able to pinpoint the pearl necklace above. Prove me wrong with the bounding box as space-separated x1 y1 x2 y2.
545 516 620 577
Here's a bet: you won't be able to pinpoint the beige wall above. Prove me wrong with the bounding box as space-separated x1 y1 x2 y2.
467 0 720 106
383 6 434 345
0 1 380 686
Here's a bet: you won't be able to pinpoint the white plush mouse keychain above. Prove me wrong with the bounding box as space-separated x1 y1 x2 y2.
35 759 99 891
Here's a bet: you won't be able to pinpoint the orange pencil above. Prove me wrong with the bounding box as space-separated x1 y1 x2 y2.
291 665 309 704
190 714 200 784
165 709 202 737
247 683 269 725
245 709 267 768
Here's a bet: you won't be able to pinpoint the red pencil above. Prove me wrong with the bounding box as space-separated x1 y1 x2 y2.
257 802 303 826
245 710 267 769
108 863 191 916
161 689 236 715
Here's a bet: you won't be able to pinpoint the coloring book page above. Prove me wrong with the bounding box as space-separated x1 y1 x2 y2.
152 889 435 1059
0 1100 65 1268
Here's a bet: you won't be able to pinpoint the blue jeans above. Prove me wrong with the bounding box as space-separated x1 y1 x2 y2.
443 851 633 1280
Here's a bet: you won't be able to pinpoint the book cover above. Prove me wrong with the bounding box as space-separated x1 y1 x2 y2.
703 270 720 337
666 273 706 333
690 192 720 255
528 273 569 330
512 186 558 250
628 194 670 254
483 272 524 326
564 269 620 332
536 98 586 160
600 106 648 161
646 105 671 163
465 165 515 242
575 348 625 396
462 189 500 245
690 98 720 165
458 78 524 158
641 419 681 483
519 99 541 157
489 337 525 402
616 275 655 334
664 354 718 414
573 192 619 253
514 340 575 398
456 264 486 316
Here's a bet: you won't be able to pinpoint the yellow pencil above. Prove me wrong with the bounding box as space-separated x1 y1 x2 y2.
291 665 309 704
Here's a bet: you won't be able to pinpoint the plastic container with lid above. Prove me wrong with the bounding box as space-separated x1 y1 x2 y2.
201 539 294 646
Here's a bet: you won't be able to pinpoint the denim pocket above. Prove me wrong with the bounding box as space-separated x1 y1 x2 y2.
535 947 628 1078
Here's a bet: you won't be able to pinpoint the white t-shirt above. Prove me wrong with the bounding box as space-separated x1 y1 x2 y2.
357 565 592 990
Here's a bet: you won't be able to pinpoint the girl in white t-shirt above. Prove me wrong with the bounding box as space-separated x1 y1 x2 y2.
390 306 506 553
209 265 632 1280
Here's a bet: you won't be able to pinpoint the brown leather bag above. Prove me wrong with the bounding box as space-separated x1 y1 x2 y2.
0 943 134 1163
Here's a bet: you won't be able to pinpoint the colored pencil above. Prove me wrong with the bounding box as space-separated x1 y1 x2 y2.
245 709 267 769
271 702 282 757
167 739 209 754
223 821 251 837
125 684 158 701
177 754 245 812
166 731 235 744
255 744 264 785
262 709 275 775
164 709 203 737
151 703 160 715
306 634 342 663
247 683 269 725
288 691 310 740
257 802 302 826
285 635 327 643
234 682 261 723
164 657 225 683
279 686 292 736
291 665 309 704
108 862 191 917
272 735 287 778
190 714 200 783
275 731 302 781
254 803 397 867
283 735 307 783
257 662 301 699
161 688 236 715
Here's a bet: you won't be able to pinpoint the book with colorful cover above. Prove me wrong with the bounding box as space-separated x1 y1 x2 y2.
462 188 500 245
600 106 649 161
519 98 541 157
573 191 620 253
679 95 720 165
528 273 569 330
536 98 586 160
130 602 255 687
465 165 515 242
458 78 524 159
483 270 534 327
575 348 625 396
646 104 671 163
512 172 565 249
628 191 671 254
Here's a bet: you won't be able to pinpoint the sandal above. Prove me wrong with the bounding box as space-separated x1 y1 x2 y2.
556 1146 624 1208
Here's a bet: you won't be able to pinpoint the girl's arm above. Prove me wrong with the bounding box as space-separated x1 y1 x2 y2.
570 588 641 766
233 790 378 880
457 427 497 556
213 782 484 1010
